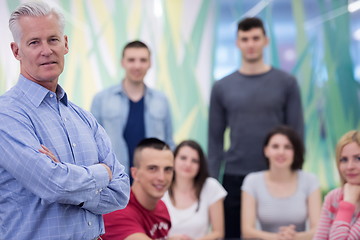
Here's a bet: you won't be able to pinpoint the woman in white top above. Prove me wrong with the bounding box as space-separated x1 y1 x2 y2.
241 126 322 240
162 140 227 240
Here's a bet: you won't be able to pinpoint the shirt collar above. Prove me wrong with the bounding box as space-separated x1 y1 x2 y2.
114 80 150 96
17 74 68 107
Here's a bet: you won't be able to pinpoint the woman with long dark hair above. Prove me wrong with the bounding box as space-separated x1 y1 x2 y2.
162 140 227 240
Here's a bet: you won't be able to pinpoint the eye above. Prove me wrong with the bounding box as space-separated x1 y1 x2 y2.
355 156 360 162
271 143 279 149
339 157 348 163
165 167 174 173
29 40 39 46
192 158 199 164
147 166 157 172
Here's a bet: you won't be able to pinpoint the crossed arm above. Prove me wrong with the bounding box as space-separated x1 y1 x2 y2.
0 108 130 215
39 144 113 181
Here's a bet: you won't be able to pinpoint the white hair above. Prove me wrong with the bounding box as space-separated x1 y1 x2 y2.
9 1 65 44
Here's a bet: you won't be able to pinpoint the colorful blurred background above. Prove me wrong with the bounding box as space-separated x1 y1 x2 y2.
1 0 359 193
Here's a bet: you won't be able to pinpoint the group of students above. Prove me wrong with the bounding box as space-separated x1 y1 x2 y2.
102 127 360 240
99 138 227 240
241 128 360 240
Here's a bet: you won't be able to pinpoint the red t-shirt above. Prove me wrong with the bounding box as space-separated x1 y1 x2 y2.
102 190 171 240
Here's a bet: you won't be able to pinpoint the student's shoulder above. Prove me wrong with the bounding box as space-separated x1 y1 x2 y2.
324 187 343 200
269 67 297 82
216 71 239 83
242 171 266 192
147 87 168 99
202 177 223 190
212 71 240 92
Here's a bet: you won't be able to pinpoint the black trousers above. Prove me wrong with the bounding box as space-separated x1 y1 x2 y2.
222 174 246 239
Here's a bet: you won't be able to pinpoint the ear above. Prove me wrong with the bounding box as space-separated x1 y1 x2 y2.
235 37 241 49
10 42 21 60
263 146 269 158
130 167 137 181
64 35 69 55
264 36 269 46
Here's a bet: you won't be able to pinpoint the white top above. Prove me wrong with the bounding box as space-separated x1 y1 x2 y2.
162 177 227 238
242 170 319 233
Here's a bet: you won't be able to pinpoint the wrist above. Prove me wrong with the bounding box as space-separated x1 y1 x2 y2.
335 201 356 223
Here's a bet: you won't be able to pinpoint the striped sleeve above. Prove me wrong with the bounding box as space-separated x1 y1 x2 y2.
314 188 360 240
329 201 360 240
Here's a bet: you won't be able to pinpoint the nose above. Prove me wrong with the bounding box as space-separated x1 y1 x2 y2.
185 159 192 167
157 170 165 181
41 42 53 56
346 160 356 169
277 147 285 154
247 39 255 47
132 59 141 69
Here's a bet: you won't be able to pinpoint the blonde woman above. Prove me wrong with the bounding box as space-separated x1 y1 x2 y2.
314 130 360 239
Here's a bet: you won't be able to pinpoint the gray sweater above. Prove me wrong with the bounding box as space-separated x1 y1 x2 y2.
208 68 304 178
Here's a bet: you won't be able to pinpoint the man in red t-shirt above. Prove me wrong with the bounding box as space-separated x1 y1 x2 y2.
102 138 174 240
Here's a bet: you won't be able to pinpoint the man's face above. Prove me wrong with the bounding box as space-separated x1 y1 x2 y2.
132 148 174 202
236 27 268 63
121 47 151 84
10 14 69 90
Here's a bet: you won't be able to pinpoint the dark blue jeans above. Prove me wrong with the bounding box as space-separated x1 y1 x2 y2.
223 174 246 239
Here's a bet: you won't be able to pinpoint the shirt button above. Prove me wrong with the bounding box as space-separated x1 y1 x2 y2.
64 118 67 122
88 221 92 226
72 143 76 148
49 94 54 98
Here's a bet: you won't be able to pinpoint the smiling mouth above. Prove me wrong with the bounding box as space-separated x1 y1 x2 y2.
153 184 166 191
346 174 358 178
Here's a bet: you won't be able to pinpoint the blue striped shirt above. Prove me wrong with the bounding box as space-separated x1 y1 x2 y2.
0 75 130 240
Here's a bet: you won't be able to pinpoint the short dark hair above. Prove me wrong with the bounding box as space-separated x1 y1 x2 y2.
168 140 209 210
133 138 171 167
122 40 151 58
263 125 304 171
237 17 266 35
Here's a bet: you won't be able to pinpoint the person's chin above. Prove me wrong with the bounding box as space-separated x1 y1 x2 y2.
346 180 360 185
39 71 61 81
151 191 166 200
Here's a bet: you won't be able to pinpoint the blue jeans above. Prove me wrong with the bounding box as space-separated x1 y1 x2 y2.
223 174 246 239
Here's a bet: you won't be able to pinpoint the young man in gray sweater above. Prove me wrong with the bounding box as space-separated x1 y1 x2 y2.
208 17 304 238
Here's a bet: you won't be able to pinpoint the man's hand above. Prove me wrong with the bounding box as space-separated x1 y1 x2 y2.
100 163 113 181
39 145 112 181
39 144 60 163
